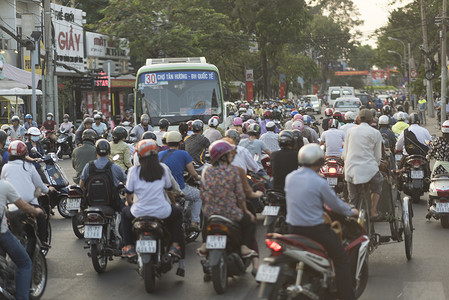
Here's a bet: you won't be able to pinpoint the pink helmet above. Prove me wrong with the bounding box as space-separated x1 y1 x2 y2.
233 117 243 126
209 140 235 161
292 120 304 132
293 114 303 121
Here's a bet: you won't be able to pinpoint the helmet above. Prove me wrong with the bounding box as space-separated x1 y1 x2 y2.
297 143 324 166
82 129 98 143
209 140 235 162
248 123 261 135
63 114 69 119
186 120 193 131
303 115 311 125
191 119 204 132
306 107 313 113
332 111 343 122
240 113 250 122
25 114 32 119
95 139 111 155
266 121 276 131
239 103 246 108
0 130 7 145
396 105 404 112
278 130 295 149
158 118 170 129
329 119 340 129
0 125 9 132
263 110 272 119
8 141 27 157
238 107 247 114
442 120 449 133
293 114 303 121
94 114 102 120
140 114 150 122
233 117 243 126
378 115 390 126
324 108 333 117
382 105 392 115
291 111 298 117
136 139 158 157
298 107 305 115
27 127 41 136
345 111 356 121
370 108 377 118
208 117 219 128
225 129 240 144
359 109 373 123
112 126 128 141
11 115 19 122
47 112 54 118
292 120 304 131
409 113 420 124
397 112 406 121
166 131 183 143
141 131 157 140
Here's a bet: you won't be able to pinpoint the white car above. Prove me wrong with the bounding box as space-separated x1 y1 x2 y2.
303 95 321 114
333 97 362 115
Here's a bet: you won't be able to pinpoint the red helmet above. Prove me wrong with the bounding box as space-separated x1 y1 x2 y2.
136 139 158 157
263 110 272 119
328 118 340 129
324 108 333 117
332 111 342 120
209 140 235 162
8 140 27 157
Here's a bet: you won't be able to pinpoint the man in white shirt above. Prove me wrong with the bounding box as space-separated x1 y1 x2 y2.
260 121 280 152
342 109 383 221
395 113 432 156
339 111 357 134
320 119 345 157
225 129 259 173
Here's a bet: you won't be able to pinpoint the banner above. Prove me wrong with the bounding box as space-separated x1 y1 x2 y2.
334 70 369 76
101 92 108 115
87 92 93 116
371 70 386 87
1 62 40 88
279 74 286 98
119 92 125 120
246 69 253 101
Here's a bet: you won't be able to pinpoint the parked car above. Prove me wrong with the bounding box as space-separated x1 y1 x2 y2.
333 97 362 114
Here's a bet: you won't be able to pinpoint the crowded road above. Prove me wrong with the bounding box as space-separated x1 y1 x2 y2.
41 113 449 300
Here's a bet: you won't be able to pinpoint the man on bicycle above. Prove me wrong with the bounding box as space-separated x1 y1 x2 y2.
342 109 384 221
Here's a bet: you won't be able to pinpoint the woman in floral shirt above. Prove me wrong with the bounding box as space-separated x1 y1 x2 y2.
427 121 449 176
199 140 257 258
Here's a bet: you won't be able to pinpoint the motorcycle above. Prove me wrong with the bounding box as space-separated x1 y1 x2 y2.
320 157 345 194
67 185 86 239
257 211 369 300
397 154 430 203
246 171 269 213
261 154 272 177
263 190 287 234
41 130 57 154
131 216 184 293
394 150 403 170
32 148 71 218
56 128 73 159
200 215 252 294
1 204 48 299
427 174 449 228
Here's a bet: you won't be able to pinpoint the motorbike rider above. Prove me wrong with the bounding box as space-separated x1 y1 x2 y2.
0 172 43 300
184 119 210 167
260 121 280 152
92 114 108 138
224 129 259 173
9 115 25 141
271 130 299 192
204 117 222 143
58 114 74 151
392 105 408 122
1 141 51 247
75 117 93 146
130 114 154 142
120 109 134 126
391 112 409 136
239 123 271 172
159 131 202 230
320 119 345 158
72 129 97 184
283 111 297 130
322 108 334 132
285 143 358 300
381 105 396 126
0 130 8 166
109 126 132 173
340 111 357 134
24 128 47 182
303 115 319 143
231 117 243 134
154 118 170 146
260 110 279 134
332 111 345 127
378 115 396 151
342 109 384 221
121 139 184 259
24 114 38 130
40 112 57 133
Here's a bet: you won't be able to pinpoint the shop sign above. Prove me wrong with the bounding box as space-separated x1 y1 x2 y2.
86 32 129 59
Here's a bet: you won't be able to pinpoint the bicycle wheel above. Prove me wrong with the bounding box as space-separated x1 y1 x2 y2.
402 196 413 260
357 188 372 238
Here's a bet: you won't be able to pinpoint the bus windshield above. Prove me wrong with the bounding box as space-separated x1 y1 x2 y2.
136 70 222 125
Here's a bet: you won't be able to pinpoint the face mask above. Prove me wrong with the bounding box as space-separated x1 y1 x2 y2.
31 136 40 142
63 119 68 122
47 117 52 120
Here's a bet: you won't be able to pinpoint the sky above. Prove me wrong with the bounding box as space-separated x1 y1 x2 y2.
354 0 414 48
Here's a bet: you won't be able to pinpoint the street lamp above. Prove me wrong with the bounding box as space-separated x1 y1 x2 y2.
388 36 411 97
388 50 404 86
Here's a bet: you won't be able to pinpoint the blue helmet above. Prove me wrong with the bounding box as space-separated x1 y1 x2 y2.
303 115 311 125
25 114 32 119
291 111 298 117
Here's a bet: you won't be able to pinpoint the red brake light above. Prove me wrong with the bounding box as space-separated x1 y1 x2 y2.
437 189 449 198
266 240 283 255
329 167 337 174
412 159 424 167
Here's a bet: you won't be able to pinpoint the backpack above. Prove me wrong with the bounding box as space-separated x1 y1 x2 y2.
404 129 428 156
84 161 119 210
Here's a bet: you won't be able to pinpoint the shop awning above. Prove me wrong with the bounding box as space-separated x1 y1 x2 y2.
111 74 135 88
0 96 24 104
0 87 43 96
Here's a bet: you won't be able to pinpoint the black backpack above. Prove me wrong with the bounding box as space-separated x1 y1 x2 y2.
404 129 429 156
84 161 119 209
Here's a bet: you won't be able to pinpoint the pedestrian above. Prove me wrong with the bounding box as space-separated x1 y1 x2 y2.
418 95 427 125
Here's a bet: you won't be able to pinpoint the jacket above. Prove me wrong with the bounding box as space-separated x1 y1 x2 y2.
72 141 97 184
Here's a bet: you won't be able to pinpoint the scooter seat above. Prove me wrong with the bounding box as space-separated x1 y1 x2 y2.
208 215 234 224
86 206 116 216
267 233 327 255
133 216 163 224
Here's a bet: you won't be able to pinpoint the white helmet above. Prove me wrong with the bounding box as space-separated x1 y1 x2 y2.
378 115 390 125
297 143 324 166
442 120 449 133
11 115 19 122
345 111 356 121
27 127 41 136
208 117 219 128
266 121 276 131
397 112 406 121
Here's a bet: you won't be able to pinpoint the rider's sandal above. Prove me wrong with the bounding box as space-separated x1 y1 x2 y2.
241 249 258 258
370 212 384 222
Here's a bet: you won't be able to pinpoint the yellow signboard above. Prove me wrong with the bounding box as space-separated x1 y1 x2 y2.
23 41 45 75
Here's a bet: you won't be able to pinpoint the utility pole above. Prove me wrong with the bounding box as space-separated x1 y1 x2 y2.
421 0 434 117
441 0 448 123
43 0 54 119
408 42 411 104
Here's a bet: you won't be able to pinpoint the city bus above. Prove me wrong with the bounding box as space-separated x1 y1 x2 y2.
134 57 225 129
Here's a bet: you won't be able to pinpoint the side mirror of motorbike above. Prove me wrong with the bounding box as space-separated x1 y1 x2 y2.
112 154 120 161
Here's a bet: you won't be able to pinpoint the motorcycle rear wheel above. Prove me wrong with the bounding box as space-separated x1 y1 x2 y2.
267 273 296 300
211 252 227 294
42 222 52 256
403 198 413 260
30 250 47 300
354 260 369 299
143 258 156 293
91 237 108 273
72 212 85 239
440 216 449 228
57 197 71 219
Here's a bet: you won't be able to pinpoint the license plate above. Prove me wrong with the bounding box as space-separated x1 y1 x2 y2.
255 264 281 283
206 235 227 249
84 225 102 239
327 177 338 186
66 198 81 210
262 206 280 216
411 170 424 179
436 203 449 213
395 154 402 161
136 240 157 253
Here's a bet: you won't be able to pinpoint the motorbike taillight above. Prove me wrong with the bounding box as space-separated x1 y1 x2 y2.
328 167 337 174
266 239 283 256
411 159 425 167
437 189 449 198
206 223 229 234
133 221 160 231
86 213 103 224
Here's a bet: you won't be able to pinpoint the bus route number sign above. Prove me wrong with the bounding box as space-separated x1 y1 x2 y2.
145 73 158 85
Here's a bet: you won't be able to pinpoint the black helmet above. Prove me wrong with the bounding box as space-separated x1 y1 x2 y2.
396 105 404 112
191 119 204 132
225 129 240 144
112 126 128 141
141 131 157 140
95 139 111 155
240 113 250 122
382 105 392 115
291 130 304 150
409 113 420 124
0 129 7 145
82 129 98 143
83 117 93 125
278 130 295 149
158 118 170 129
